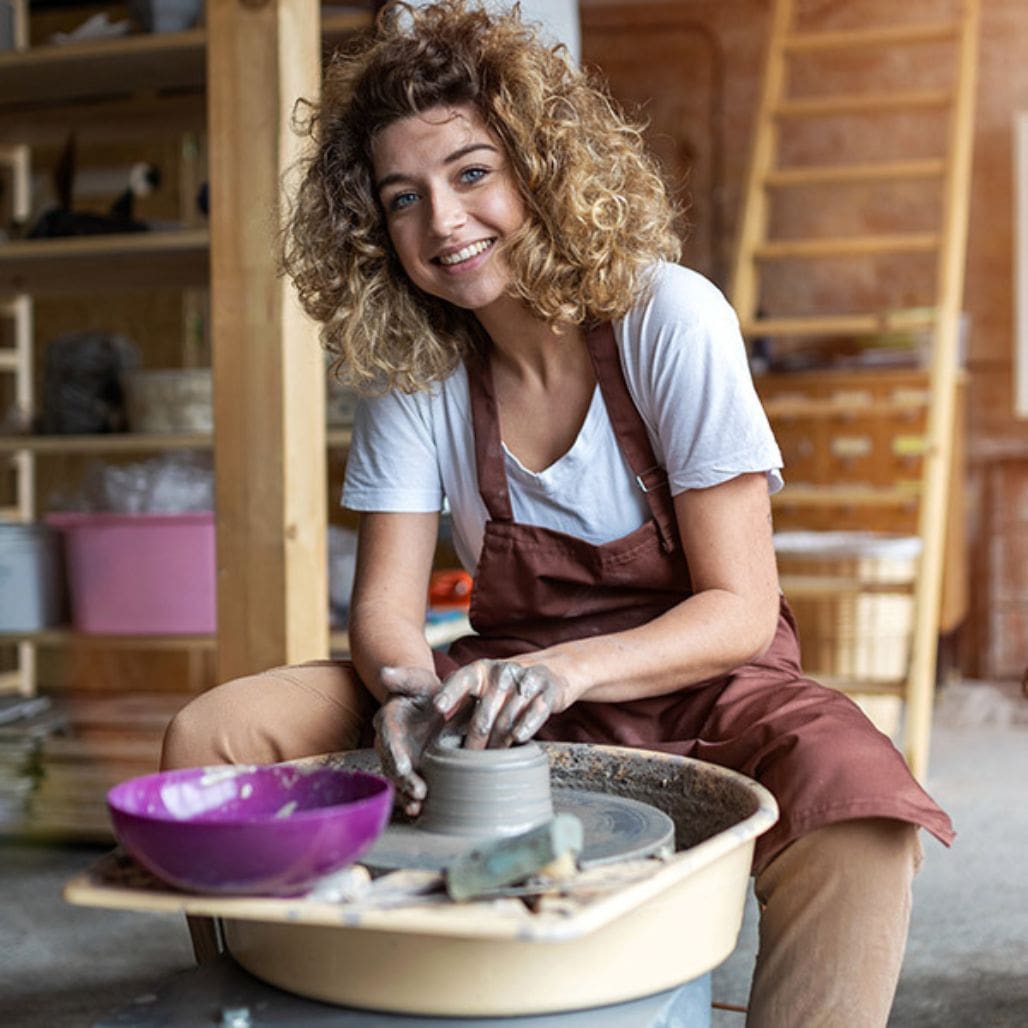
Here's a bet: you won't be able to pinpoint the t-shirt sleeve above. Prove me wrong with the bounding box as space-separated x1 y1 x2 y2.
341 388 444 512
620 264 784 495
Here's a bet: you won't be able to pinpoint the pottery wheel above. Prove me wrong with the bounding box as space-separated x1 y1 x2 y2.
363 737 676 873
364 787 675 872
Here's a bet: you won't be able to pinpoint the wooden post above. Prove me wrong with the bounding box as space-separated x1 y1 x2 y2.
207 0 329 682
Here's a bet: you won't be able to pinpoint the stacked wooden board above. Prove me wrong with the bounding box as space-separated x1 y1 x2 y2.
26 691 188 840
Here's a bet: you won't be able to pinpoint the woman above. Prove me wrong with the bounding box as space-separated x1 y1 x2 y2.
162 3 954 1023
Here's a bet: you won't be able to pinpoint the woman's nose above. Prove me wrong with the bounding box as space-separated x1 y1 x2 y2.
429 189 467 237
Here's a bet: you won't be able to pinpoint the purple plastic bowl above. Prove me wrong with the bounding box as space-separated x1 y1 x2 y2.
107 764 393 896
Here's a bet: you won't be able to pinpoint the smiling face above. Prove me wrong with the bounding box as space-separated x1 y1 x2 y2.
371 103 528 319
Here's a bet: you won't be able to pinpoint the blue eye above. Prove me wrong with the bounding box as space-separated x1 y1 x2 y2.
460 167 488 185
389 191 417 212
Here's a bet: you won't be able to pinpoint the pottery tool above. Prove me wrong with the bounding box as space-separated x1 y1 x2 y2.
445 812 583 901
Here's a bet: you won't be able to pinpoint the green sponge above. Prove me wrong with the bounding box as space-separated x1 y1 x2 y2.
445 813 584 901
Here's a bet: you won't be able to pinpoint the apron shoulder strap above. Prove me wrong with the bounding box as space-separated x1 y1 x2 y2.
586 322 678 552
465 350 514 521
466 324 680 550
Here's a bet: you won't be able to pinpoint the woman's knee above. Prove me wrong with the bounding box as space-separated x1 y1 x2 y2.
160 673 266 770
160 662 374 771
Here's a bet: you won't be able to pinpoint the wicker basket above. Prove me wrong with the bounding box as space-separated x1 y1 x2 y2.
774 531 921 684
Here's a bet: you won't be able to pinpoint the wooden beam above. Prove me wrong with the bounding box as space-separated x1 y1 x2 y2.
208 0 328 681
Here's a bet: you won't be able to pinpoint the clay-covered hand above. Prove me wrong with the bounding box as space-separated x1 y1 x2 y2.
433 660 570 750
373 666 451 817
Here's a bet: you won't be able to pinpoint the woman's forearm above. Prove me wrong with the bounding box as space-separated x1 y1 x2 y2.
348 510 442 704
517 588 780 708
348 598 438 704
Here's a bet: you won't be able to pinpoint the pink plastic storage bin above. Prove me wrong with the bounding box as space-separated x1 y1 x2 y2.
48 512 216 634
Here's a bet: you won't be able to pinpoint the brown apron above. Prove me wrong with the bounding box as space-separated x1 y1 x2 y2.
434 322 955 872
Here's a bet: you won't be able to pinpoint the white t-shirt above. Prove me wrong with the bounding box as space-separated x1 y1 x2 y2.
342 263 784 574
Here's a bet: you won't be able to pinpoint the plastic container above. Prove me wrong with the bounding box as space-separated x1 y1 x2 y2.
47 512 216 634
123 368 212 434
0 523 63 631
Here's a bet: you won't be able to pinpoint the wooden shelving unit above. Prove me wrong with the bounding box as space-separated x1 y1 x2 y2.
0 4 378 838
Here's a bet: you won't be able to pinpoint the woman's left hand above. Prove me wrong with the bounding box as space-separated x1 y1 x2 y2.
433 660 570 749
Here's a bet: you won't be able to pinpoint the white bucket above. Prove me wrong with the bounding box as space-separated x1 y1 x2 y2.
0 523 63 631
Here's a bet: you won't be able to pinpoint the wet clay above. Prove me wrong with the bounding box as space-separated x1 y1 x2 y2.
419 741 553 838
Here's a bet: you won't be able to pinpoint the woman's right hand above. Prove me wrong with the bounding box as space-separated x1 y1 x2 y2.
372 666 448 817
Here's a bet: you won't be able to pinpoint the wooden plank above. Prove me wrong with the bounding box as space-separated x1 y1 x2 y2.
775 89 951 118
0 629 215 649
0 11 369 111
742 310 936 337
755 232 939 259
208 0 328 681
0 431 211 455
764 158 946 187
762 397 929 418
783 21 959 53
772 485 921 507
0 230 209 294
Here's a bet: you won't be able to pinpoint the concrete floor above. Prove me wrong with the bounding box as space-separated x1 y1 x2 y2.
1 679 1026 1027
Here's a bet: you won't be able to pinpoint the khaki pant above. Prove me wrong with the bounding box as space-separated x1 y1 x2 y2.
161 663 922 1027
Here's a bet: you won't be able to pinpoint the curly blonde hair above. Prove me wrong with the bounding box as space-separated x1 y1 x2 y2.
283 0 682 394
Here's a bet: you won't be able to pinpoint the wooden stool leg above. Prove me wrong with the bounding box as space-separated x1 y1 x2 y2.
187 915 224 964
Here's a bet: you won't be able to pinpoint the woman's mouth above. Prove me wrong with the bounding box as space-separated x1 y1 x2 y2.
435 239 495 266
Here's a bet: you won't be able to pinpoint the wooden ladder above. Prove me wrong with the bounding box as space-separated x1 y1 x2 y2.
731 0 980 779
